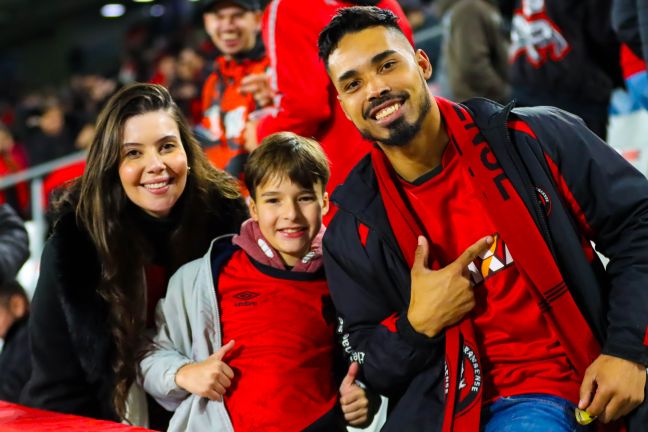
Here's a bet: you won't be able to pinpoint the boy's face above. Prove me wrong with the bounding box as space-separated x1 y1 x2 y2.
249 176 329 267
203 4 260 58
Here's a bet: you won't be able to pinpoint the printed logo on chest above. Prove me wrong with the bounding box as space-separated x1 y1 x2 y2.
467 233 513 284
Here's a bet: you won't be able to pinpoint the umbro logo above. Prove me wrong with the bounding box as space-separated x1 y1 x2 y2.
234 291 259 300
234 291 259 307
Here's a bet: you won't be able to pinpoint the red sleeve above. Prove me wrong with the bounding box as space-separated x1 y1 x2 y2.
257 0 333 140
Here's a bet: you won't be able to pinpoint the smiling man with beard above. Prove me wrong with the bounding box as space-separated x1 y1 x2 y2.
319 6 648 432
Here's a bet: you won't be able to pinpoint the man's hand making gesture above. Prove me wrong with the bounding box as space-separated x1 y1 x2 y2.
407 236 493 337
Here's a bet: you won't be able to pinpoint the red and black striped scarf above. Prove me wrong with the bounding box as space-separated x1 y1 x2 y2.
371 96 601 431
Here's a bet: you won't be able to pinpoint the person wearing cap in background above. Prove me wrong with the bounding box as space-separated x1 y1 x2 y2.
195 0 272 189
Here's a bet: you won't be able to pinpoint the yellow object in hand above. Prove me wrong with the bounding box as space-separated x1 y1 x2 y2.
575 408 596 425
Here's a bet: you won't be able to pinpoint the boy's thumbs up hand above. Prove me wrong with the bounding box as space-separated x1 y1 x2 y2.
339 362 369 426
175 340 236 401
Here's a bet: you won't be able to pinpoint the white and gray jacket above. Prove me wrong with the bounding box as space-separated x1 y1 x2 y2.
140 237 236 432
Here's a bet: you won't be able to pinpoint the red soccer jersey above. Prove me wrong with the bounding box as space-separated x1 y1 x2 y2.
217 250 337 431
399 140 581 404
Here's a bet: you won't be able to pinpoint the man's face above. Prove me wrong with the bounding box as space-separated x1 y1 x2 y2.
327 26 433 147
203 4 260 57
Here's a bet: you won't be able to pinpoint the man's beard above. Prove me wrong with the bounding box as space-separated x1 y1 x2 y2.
359 89 432 147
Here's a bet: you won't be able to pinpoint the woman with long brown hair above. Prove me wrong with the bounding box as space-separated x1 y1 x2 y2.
20 83 247 428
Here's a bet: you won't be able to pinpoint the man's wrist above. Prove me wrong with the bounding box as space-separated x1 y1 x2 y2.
406 311 440 338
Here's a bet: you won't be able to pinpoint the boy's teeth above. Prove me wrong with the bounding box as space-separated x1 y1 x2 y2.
375 103 401 120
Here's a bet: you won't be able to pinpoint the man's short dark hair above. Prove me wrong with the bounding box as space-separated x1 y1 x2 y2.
244 132 330 199
318 6 403 68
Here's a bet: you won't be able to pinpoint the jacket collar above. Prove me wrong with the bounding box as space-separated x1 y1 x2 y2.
330 152 403 259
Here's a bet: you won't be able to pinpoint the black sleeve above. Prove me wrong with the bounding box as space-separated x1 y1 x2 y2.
534 108 648 365
19 237 103 416
0 204 29 284
323 214 444 397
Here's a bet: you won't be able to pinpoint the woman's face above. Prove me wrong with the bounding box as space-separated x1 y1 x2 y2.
118 110 188 218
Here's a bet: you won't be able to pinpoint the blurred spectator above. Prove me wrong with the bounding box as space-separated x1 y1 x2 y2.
438 0 511 103
22 99 76 166
0 124 29 218
150 53 178 90
509 0 622 140
67 74 118 125
252 0 412 223
402 0 443 81
0 279 30 403
119 24 157 85
195 0 271 182
0 204 29 286
170 47 205 125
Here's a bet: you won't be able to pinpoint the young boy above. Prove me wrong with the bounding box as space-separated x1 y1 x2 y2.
140 132 371 431
0 280 31 403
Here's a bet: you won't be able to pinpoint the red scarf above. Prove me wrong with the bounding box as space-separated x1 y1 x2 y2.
371 97 601 431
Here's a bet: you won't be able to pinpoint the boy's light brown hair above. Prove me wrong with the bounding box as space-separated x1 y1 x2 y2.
245 132 330 199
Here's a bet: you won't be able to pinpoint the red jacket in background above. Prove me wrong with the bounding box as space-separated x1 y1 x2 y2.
0 145 29 217
259 0 412 222
43 160 86 209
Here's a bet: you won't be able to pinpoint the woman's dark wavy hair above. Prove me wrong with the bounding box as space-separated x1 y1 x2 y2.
60 83 240 420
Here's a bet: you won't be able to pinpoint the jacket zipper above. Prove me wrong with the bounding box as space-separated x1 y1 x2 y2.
501 111 557 258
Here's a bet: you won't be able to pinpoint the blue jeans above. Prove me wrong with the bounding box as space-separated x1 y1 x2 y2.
481 394 594 432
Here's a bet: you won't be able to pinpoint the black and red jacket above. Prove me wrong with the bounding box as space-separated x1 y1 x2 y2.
322 98 648 431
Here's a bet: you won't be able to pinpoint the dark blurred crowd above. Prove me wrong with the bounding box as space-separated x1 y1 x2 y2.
0 0 646 221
